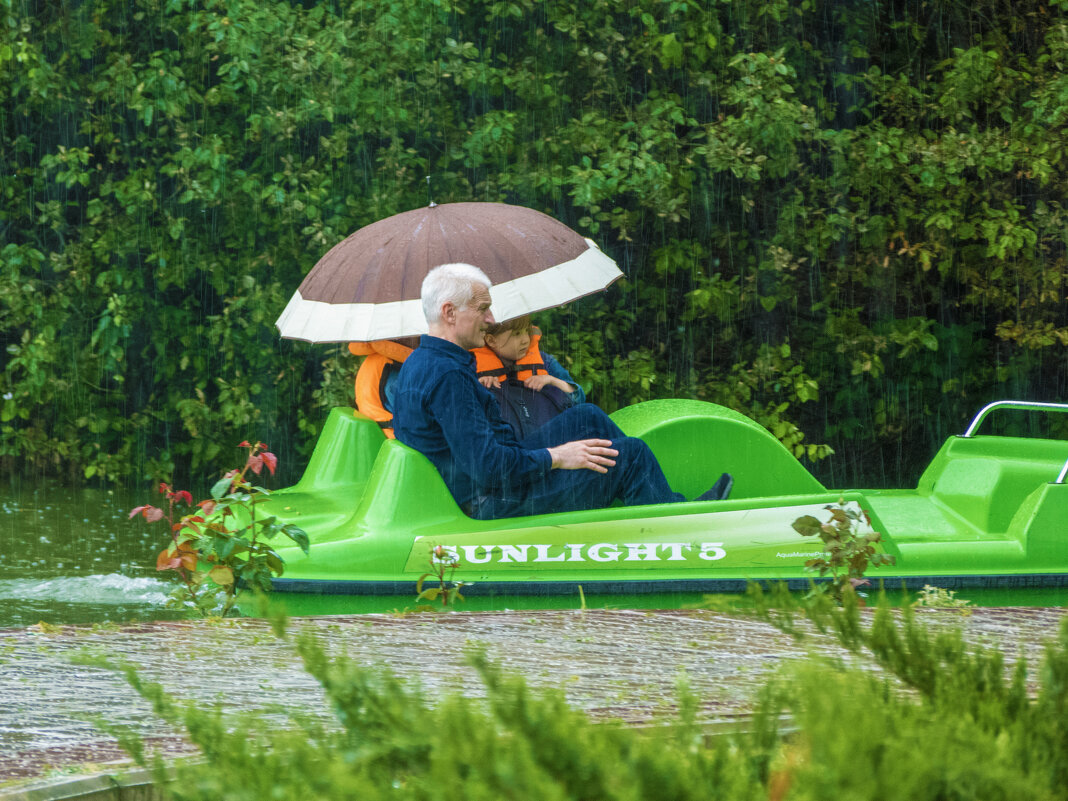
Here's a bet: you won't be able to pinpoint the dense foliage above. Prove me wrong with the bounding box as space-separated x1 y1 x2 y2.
3 0 1067 488
103 595 1068 800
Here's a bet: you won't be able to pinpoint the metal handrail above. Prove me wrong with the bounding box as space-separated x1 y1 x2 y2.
1057 460 1068 485
960 400 1068 438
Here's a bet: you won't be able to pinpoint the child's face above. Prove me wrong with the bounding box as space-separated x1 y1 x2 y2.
485 325 532 363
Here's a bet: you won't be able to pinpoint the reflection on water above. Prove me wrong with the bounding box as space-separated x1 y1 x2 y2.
267 585 1068 619
267 590 710 618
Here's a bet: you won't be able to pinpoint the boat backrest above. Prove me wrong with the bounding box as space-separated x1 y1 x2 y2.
611 399 825 500
292 407 386 493
355 439 467 529
919 435 1068 535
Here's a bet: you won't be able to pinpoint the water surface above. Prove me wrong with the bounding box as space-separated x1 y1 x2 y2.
0 482 179 628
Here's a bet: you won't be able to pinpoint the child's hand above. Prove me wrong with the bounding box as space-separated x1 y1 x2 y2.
479 376 501 389
525 374 569 393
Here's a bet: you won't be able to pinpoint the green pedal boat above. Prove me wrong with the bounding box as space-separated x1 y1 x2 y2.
264 399 1068 597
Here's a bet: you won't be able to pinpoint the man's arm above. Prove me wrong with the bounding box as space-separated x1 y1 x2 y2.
430 371 552 489
429 370 617 480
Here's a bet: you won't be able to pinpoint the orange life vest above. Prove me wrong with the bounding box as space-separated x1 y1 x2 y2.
471 332 548 383
348 340 414 439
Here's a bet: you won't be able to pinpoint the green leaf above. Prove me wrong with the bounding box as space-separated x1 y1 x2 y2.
215 537 248 559
792 515 822 537
416 587 441 602
658 33 683 67
266 552 284 575
282 524 310 554
208 565 234 587
210 476 232 499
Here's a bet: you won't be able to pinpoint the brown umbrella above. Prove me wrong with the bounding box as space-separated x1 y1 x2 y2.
275 202 623 343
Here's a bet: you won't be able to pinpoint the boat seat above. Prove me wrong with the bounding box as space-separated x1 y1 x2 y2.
921 435 1068 535
298 400 830 530
611 399 826 501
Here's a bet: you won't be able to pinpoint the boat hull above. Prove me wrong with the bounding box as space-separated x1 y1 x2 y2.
262 401 1068 598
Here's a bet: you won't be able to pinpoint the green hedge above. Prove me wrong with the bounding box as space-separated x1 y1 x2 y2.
3 0 1066 487
101 595 1068 801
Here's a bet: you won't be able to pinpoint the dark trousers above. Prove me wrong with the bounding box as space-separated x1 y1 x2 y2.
471 404 685 520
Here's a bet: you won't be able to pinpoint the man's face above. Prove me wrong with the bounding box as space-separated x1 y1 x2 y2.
453 283 495 350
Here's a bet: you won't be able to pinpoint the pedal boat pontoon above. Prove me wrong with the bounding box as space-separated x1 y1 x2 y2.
263 400 1068 597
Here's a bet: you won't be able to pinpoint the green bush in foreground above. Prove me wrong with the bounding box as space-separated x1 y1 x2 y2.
102 592 1068 800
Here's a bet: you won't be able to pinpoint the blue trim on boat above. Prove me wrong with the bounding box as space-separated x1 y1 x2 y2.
270 573 1068 597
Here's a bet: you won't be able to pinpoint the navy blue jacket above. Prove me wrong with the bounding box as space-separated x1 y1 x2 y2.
392 336 553 508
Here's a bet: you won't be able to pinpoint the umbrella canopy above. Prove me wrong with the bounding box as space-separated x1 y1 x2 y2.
275 202 623 343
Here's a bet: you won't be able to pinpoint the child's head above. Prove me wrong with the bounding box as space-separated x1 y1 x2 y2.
483 315 533 362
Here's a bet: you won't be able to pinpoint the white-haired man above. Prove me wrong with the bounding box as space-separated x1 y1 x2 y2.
391 263 730 519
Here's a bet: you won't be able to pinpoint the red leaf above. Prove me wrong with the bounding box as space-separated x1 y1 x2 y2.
238 440 251 448
156 550 181 571
177 541 198 571
129 505 149 519
143 506 164 523
247 453 263 475
175 490 193 506
198 499 216 515
157 542 198 572
158 482 170 495
261 451 278 475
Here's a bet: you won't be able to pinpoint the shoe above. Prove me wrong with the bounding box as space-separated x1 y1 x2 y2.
696 473 733 502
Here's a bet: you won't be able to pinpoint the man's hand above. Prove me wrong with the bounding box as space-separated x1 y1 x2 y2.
478 376 501 389
547 439 618 473
524 374 571 393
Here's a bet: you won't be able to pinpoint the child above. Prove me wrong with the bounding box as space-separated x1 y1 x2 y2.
348 338 417 438
471 315 585 440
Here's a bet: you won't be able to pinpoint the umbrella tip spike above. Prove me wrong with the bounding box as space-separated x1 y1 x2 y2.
426 175 436 208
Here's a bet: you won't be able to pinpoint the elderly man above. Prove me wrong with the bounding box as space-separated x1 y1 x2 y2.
392 263 730 519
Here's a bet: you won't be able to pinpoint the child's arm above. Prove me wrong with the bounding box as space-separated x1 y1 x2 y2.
524 374 573 393
526 353 586 403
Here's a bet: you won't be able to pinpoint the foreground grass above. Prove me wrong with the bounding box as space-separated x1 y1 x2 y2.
94 590 1068 801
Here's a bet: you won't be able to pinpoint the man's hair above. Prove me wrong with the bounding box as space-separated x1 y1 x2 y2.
421 263 493 324
485 314 532 338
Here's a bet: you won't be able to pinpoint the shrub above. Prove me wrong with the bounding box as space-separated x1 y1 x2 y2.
97 590 1068 800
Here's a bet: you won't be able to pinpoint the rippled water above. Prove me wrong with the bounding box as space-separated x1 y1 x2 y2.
0 482 184 628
